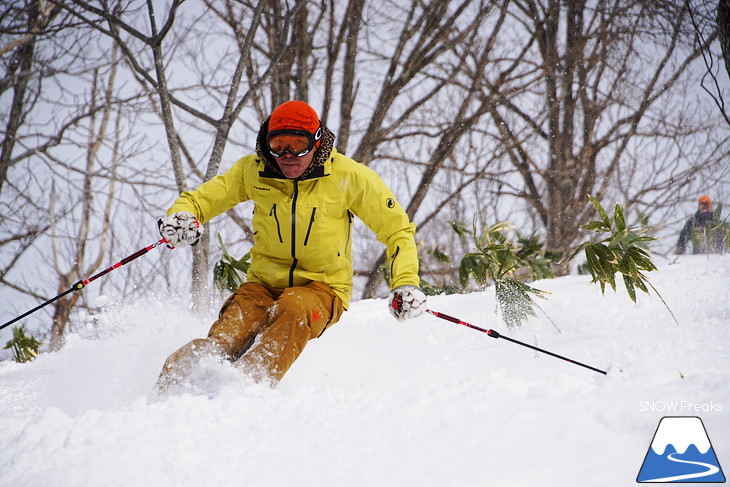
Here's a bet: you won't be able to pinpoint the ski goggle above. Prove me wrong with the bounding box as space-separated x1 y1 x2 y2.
267 128 322 158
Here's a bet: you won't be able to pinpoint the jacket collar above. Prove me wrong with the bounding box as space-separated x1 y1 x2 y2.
257 158 330 180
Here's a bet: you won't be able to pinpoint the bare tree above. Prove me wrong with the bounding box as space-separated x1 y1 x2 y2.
0 1 133 346
48 65 120 349
687 0 730 127
481 0 727 272
361 0 523 296
0 0 67 194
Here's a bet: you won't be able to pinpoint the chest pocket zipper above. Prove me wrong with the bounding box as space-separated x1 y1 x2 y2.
344 210 353 255
303 207 317 246
270 204 283 243
390 246 400 279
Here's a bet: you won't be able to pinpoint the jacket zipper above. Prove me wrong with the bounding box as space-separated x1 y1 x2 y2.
270 204 283 243
344 210 353 255
303 207 317 246
390 245 400 281
288 181 300 287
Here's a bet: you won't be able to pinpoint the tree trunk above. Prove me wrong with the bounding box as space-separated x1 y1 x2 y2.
719 0 730 79
191 231 210 312
0 22 35 196
49 283 81 351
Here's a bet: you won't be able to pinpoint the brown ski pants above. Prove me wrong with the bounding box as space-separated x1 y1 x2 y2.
156 281 344 389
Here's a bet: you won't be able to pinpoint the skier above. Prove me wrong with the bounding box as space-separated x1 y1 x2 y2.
675 195 727 254
156 100 426 390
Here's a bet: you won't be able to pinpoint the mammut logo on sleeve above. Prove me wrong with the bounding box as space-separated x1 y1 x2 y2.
386 198 396 209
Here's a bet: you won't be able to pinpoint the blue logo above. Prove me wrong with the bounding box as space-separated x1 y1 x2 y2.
637 416 725 483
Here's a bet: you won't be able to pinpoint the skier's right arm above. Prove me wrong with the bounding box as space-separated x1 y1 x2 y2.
167 158 249 223
159 157 250 247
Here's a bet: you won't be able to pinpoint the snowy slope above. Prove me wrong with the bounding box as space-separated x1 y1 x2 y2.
0 255 728 487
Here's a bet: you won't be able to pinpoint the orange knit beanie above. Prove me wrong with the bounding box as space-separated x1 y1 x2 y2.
269 101 320 136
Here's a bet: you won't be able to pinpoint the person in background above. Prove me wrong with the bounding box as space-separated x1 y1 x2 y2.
675 195 727 254
156 100 426 390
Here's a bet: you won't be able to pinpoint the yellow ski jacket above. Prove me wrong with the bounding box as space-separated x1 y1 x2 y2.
167 148 419 308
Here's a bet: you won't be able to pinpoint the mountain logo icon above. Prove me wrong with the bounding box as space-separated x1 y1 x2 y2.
637 416 725 483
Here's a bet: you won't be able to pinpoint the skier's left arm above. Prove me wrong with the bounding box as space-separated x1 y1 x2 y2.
348 165 425 321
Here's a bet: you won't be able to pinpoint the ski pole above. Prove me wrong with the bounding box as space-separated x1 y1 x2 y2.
426 309 607 375
1 238 168 332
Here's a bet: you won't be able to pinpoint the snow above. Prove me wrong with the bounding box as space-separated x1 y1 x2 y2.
0 255 728 487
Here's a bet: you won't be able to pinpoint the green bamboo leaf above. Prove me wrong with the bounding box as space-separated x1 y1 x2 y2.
430 247 452 264
213 234 250 294
455 218 559 328
450 221 472 240
607 228 630 249
231 252 251 273
592 243 618 266
623 274 637 303
630 235 657 243
582 221 610 232
621 254 638 278
598 279 607 294
459 254 488 287
628 248 656 272
217 232 234 261
588 195 611 228
614 203 626 232
4 326 42 363
583 245 598 278
495 278 536 329
458 264 470 288
567 241 589 262
605 269 616 291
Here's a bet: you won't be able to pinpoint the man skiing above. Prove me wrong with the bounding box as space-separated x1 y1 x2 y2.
675 195 727 254
156 100 426 389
